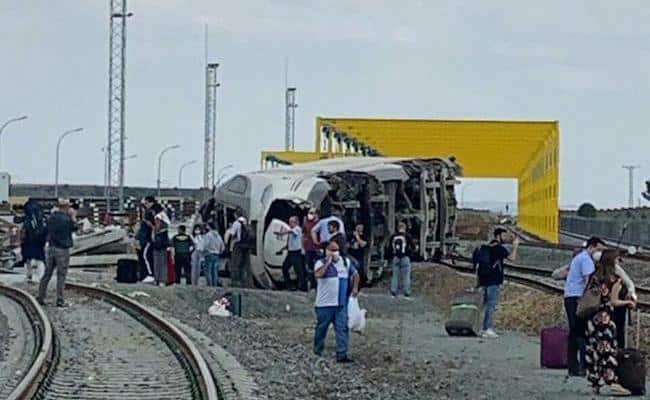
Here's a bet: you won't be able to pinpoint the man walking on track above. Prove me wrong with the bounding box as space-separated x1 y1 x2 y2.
37 199 78 307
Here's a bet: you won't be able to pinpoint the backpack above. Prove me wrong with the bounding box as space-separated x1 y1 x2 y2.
24 201 47 242
473 245 498 282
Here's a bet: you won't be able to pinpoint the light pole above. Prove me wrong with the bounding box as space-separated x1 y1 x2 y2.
55 128 83 198
0 115 28 170
460 183 472 208
215 164 234 186
157 145 180 197
178 160 197 187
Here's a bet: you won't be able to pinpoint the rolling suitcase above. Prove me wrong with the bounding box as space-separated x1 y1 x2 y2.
616 310 646 396
116 258 139 283
445 288 483 336
166 250 176 285
540 326 568 368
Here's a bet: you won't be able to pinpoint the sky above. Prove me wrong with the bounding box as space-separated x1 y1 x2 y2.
1 0 649 209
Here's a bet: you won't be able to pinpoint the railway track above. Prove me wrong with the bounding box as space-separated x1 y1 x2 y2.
5 282 219 400
0 284 53 400
441 257 650 313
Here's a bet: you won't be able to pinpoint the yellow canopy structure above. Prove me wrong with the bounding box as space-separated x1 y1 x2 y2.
261 117 559 243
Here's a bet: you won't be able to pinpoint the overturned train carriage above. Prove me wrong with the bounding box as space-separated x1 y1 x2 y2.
201 157 462 289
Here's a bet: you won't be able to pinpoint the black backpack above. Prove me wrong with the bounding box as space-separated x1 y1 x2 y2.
24 201 47 242
473 245 498 280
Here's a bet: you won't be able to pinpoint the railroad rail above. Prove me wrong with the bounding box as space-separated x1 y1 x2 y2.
29 282 219 400
441 257 650 313
0 284 54 400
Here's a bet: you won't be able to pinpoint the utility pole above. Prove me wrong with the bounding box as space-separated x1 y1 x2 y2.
107 0 132 212
622 165 641 208
284 57 298 150
204 63 220 188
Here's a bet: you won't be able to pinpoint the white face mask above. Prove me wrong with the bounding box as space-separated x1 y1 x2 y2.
307 214 315 220
332 251 340 259
592 251 603 262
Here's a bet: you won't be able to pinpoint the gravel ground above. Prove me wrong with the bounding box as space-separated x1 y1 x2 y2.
16 263 649 399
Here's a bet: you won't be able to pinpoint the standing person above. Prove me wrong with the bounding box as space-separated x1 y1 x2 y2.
311 212 345 249
200 223 225 287
276 216 306 291
172 225 193 285
152 205 171 286
21 198 47 284
326 220 348 256
190 224 205 285
584 250 634 396
302 208 319 290
229 210 252 287
36 199 78 307
474 227 519 339
612 254 637 349
313 241 359 363
136 196 156 283
349 224 368 286
564 236 605 377
385 222 415 299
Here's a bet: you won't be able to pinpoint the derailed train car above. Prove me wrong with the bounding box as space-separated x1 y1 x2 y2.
200 157 462 289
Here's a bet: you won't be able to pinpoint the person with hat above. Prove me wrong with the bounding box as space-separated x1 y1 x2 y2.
37 199 78 307
313 241 359 363
474 227 519 339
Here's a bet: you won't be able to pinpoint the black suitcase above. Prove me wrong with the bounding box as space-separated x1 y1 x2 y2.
445 288 484 336
116 258 139 283
616 310 646 395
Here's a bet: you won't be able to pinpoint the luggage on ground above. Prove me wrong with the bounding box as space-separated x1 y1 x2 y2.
616 310 646 396
116 258 139 283
166 250 176 285
445 288 483 336
540 326 568 368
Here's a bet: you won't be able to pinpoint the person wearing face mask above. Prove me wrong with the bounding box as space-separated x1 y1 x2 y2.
302 208 319 290
385 222 416 299
313 241 360 363
190 224 205 285
564 236 606 377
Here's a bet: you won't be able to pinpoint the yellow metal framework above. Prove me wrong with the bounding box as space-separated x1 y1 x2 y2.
261 117 559 243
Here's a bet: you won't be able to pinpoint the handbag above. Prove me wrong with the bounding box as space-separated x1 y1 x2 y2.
576 277 601 319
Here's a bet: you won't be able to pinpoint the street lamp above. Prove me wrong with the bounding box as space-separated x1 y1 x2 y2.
55 128 83 198
461 183 472 209
157 145 180 196
0 115 28 170
178 160 197 187
215 164 234 186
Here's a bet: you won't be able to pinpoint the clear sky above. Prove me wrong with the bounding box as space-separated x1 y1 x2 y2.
1 1 649 209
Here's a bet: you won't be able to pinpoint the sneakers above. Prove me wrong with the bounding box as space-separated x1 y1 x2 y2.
608 383 631 396
36 298 46 306
481 329 499 339
56 300 67 308
390 291 397 299
336 356 354 364
141 276 155 284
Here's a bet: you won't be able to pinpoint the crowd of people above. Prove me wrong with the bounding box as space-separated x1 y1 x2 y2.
560 237 638 396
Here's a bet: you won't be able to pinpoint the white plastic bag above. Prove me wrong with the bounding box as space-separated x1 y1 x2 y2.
208 297 232 317
348 297 367 333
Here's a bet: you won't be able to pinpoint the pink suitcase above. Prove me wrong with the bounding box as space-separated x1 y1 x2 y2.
540 326 568 368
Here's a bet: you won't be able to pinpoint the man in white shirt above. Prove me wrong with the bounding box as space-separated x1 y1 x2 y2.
276 216 306 291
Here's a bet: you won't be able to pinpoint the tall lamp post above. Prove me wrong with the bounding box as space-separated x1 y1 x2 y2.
178 160 197 187
0 115 28 170
55 128 84 198
157 145 180 197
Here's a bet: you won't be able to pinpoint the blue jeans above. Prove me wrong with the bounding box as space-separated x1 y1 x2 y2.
313 305 348 359
390 256 412 295
482 285 500 331
205 253 220 287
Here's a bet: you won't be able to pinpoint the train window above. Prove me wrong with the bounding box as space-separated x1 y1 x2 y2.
226 176 248 194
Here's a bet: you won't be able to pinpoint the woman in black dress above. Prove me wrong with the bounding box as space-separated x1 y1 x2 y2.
585 250 635 396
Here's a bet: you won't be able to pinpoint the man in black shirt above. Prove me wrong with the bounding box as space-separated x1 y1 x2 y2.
136 196 156 283
37 199 78 307
172 225 193 285
474 227 519 338
386 222 415 298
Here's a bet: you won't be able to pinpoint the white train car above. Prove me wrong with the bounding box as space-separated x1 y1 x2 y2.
201 157 462 289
